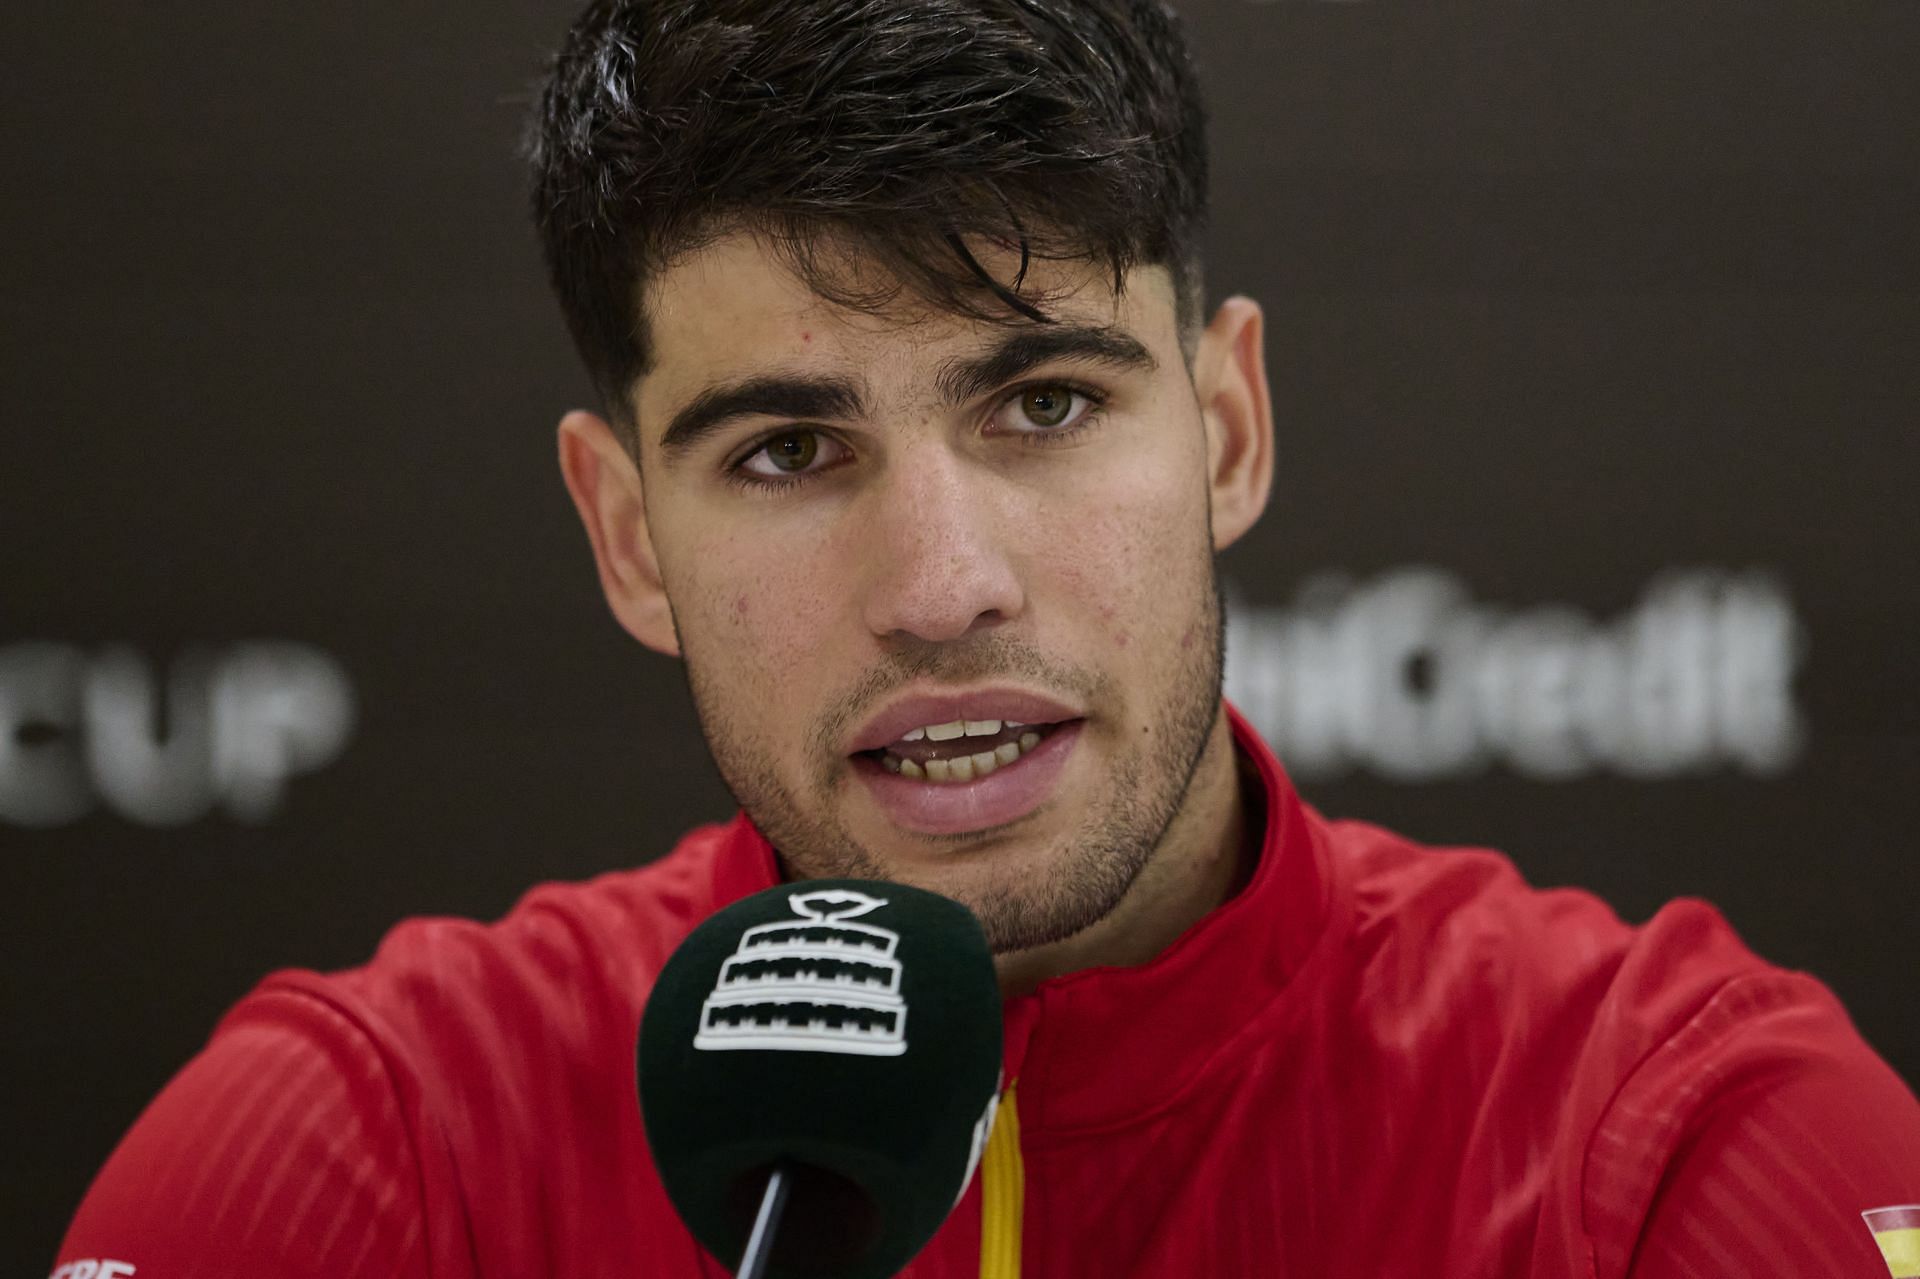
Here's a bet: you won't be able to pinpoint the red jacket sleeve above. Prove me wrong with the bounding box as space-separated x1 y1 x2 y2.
54 993 431 1279
1624 997 1920 1278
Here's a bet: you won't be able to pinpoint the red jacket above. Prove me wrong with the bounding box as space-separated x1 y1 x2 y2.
56 709 1920 1277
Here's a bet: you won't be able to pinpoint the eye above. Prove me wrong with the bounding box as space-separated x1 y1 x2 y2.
737 428 846 481
992 383 1099 435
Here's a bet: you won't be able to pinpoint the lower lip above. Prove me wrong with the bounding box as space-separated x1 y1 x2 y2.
850 721 1083 837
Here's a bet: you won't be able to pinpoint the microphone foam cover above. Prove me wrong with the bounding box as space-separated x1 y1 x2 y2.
639 879 1002 1279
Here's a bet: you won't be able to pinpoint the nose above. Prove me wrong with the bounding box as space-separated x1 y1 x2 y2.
859 443 1025 645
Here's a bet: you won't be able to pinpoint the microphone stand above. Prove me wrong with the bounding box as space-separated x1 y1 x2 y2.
737 1163 792 1279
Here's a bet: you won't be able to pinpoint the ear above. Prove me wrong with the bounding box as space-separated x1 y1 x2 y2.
556 409 681 657
1191 296 1275 552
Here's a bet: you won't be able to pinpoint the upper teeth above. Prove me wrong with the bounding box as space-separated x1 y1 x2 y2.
903 719 1021 743
885 730 1045 782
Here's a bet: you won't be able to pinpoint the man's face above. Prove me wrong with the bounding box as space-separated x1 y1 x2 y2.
584 236 1262 953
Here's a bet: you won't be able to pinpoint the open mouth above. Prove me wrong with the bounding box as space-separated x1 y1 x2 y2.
855 718 1071 784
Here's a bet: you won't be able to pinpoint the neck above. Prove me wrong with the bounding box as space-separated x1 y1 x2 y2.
993 706 1256 997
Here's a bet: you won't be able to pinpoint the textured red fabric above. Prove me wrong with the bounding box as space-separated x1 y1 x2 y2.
55 708 1920 1277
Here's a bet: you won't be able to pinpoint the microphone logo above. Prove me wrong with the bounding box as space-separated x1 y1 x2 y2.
693 888 910 1057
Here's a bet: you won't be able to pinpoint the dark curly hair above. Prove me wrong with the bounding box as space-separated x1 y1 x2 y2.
527 0 1209 427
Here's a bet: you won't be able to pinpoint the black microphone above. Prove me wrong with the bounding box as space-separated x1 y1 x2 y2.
638 879 1004 1279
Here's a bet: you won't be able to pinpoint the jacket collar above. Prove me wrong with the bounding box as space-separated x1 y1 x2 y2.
709 701 1347 1134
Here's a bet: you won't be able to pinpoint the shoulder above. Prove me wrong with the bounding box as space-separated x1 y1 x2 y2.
1315 815 1915 1274
57 977 433 1276
246 815 755 1072
229 816 760 1241
1325 814 1779 1043
1322 812 1841 1084
57 819 756 1274
160 814 758 1181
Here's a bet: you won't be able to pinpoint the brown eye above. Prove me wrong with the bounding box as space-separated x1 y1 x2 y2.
1021 386 1073 427
764 431 819 472
737 428 849 485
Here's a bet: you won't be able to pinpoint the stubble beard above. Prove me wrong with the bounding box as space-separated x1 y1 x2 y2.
679 560 1227 956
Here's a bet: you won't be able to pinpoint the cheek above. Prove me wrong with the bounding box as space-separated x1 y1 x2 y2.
1034 454 1210 655
681 535 842 699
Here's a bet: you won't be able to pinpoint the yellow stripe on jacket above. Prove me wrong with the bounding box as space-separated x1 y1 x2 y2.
979 1087 1023 1279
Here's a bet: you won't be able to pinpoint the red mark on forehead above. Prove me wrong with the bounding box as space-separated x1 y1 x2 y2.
800 331 812 344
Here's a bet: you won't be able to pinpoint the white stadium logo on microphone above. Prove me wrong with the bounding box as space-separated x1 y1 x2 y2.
694 888 911 1057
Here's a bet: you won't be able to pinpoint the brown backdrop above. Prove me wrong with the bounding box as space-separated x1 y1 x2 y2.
6 3 1917 1267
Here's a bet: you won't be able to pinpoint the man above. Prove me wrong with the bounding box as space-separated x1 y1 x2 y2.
53 1 1920 1276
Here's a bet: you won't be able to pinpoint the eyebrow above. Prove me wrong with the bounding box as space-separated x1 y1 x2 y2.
658 374 866 460
935 324 1158 404
653 322 1157 462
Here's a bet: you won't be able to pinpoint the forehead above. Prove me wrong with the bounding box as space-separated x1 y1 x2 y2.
632 233 1180 429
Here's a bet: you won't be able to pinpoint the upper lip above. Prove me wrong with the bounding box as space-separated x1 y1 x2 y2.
846 687 1085 755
